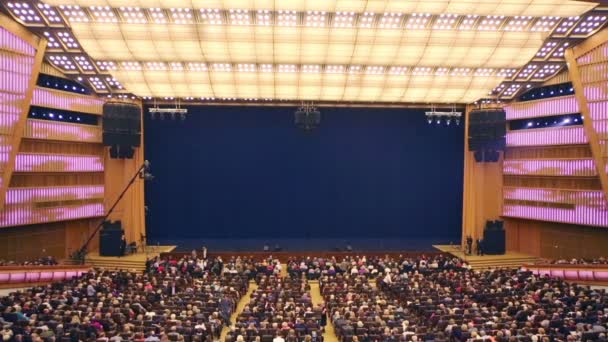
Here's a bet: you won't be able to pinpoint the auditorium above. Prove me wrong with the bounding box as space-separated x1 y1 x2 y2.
2 0 608 341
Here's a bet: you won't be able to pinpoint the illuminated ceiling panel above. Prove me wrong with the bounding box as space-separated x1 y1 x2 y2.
1 0 605 104
42 0 597 18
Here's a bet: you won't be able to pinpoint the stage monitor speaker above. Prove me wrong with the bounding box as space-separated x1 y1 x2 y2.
468 109 507 161
483 229 505 255
99 221 124 256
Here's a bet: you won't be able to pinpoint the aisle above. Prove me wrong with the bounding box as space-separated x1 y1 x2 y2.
220 280 258 341
310 281 339 342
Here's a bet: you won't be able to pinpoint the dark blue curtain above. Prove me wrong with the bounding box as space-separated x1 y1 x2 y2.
144 106 464 240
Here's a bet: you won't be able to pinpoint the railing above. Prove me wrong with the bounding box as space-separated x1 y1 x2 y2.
506 126 587 147
31 87 104 115
0 264 90 287
14 153 104 172
522 263 608 282
504 95 579 120
503 159 597 177
24 119 102 143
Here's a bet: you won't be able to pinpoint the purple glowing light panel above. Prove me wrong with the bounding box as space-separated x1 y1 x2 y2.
25 119 102 143
5 185 104 205
504 187 605 206
15 154 104 172
31 88 104 115
504 96 579 120
0 28 36 56
503 159 597 176
506 126 587 147
503 203 608 227
0 203 104 228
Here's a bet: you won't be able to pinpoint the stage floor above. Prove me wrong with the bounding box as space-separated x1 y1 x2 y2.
86 245 176 271
152 237 461 252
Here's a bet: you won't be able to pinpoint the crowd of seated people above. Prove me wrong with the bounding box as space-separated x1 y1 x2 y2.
321 260 608 342
148 255 286 281
226 275 325 342
0 268 247 342
538 257 608 265
288 255 469 280
0 256 59 267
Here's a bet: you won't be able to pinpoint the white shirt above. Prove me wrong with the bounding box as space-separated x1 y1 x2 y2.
273 337 285 342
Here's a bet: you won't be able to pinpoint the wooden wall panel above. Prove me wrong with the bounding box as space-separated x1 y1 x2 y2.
462 106 503 246
506 218 608 259
19 140 104 155
0 223 65 262
103 102 146 247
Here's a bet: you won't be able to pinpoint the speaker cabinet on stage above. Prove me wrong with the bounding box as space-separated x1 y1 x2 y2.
483 229 506 255
99 221 124 256
103 102 141 159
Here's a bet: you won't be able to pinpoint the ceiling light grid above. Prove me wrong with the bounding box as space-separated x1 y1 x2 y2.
56 31 78 49
305 11 326 27
479 15 506 30
359 12 375 28
48 55 77 72
531 64 561 79
169 8 193 24
229 9 251 26
89 6 117 23
170 62 183 71
6 2 42 24
388 66 407 75
187 63 208 71
146 62 167 71
121 61 142 70
572 14 606 35
504 16 532 31
119 7 147 24
450 68 471 76
458 15 479 30
434 67 449 76
474 68 495 77
406 13 431 29
149 8 168 24
554 16 579 35
516 64 539 79
530 16 558 32
433 13 458 30
503 84 521 97
88 77 107 90
58 5 88 22
302 65 321 73
105 77 123 89
412 67 432 76
535 41 558 59
277 10 297 26
73 55 94 71
37 3 61 23
42 31 61 49
379 12 403 29
255 10 272 26
96 61 117 71
551 42 570 58
237 63 256 72
334 11 356 28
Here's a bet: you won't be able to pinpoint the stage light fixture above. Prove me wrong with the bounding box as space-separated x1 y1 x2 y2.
294 102 320 131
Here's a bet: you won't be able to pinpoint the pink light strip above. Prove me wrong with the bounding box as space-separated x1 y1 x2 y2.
24 119 102 143
503 159 597 176
503 203 608 227
503 187 605 206
15 154 104 172
0 267 90 285
5 185 104 205
0 203 104 228
31 88 104 115
506 126 587 146
0 28 36 56
576 42 608 66
504 96 579 120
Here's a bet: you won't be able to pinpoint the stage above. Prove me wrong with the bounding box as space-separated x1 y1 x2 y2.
151 237 460 253
85 245 176 271
433 245 540 269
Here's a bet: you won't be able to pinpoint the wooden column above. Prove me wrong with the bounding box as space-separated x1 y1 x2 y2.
461 105 504 249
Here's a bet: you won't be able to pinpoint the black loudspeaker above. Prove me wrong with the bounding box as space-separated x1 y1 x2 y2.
483 229 506 255
295 110 321 130
99 221 124 256
103 102 141 159
468 109 506 163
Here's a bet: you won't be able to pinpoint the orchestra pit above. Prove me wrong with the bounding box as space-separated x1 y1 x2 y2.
3 0 608 341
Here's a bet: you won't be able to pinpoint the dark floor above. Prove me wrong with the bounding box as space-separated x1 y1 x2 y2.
149 237 461 252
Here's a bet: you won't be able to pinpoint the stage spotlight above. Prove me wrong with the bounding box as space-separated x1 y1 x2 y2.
526 122 533 127
435 117 441 125
563 118 571 124
295 102 321 131
446 117 452 126
179 113 186 121
455 117 460 125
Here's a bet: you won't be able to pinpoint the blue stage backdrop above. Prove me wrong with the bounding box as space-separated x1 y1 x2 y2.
144 106 464 241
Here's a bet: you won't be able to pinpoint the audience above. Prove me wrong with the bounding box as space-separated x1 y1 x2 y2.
0 256 58 267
